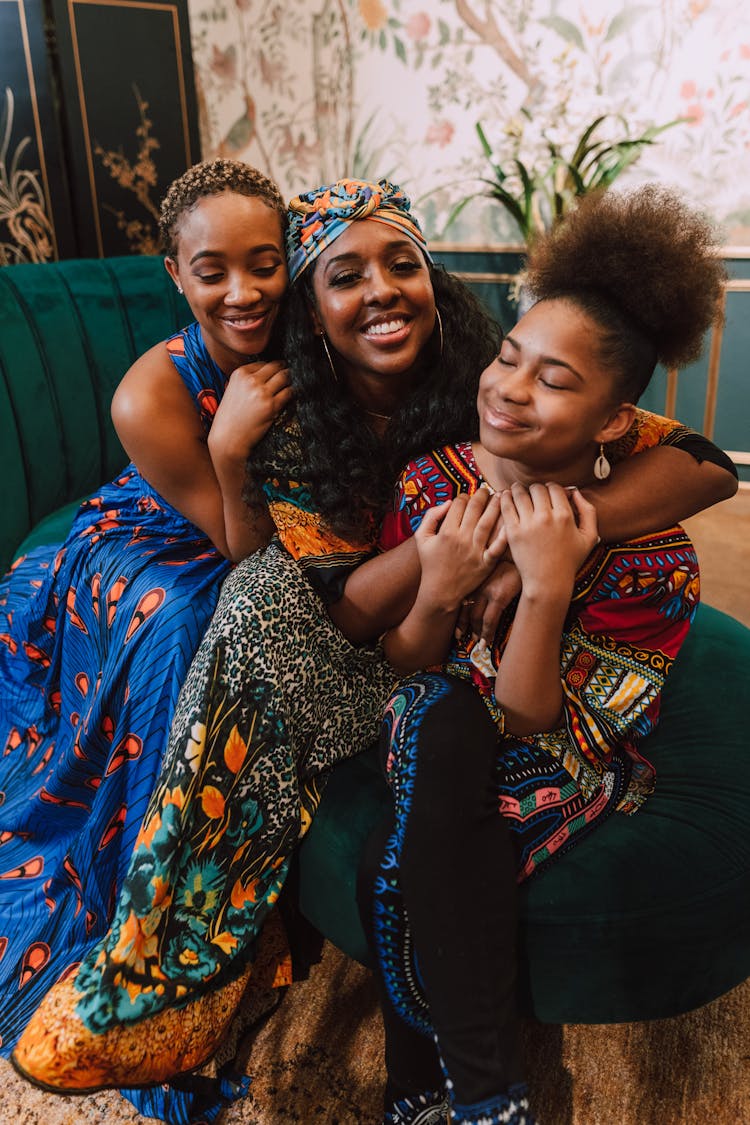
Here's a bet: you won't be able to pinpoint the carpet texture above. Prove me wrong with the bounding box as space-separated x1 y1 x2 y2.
1 940 749 1124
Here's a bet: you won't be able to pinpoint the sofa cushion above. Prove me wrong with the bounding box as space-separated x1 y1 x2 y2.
12 501 83 561
297 603 750 1024
0 256 189 573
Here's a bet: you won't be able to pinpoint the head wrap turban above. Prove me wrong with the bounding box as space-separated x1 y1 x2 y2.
286 178 431 284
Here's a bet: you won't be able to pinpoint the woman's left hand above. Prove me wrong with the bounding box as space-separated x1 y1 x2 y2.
501 483 599 600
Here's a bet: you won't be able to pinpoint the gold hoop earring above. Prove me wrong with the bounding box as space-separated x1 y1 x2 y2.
594 442 611 481
321 334 338 382
435 307 444 357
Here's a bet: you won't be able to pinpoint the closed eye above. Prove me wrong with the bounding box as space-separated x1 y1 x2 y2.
540 377 572 390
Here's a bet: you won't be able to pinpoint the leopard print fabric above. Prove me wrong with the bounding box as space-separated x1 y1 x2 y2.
73 540 397 1032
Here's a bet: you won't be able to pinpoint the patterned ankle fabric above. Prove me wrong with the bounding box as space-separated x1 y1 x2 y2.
384 1088 451 1124
450 1083 534 1125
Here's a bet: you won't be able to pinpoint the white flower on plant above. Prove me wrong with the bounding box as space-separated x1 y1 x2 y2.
502 116 525 141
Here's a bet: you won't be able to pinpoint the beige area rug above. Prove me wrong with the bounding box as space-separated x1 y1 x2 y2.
1 940 748 1124
683 486 750 628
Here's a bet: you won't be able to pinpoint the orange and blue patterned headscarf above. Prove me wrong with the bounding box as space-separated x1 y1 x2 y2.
286 178 432 284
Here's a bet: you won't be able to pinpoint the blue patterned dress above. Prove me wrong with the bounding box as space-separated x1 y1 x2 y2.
0 322 231 1054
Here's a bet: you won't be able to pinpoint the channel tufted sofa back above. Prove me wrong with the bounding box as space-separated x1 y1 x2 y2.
0 256 189 571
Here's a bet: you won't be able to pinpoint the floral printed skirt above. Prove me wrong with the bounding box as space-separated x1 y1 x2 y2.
13 540 396 1121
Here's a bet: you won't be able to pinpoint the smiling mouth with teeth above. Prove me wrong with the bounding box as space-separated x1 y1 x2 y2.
223 314 266 328
363 318 408 337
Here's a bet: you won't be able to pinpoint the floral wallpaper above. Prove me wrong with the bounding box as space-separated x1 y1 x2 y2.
188 0 750 244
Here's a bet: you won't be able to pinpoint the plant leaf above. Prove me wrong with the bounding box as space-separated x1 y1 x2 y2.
475 121 493 160
482 182 529 234
605 6 650 41
561 160 586 195
441 192 480 235
538 15 585 50
568 115 609 169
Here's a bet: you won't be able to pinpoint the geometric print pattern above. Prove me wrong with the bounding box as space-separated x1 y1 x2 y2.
380 443 699 821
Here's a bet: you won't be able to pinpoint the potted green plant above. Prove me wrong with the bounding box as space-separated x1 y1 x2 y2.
445 111 685 244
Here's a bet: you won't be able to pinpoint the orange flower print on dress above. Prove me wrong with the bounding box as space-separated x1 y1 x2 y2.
200 786 225 820
223 725 247 773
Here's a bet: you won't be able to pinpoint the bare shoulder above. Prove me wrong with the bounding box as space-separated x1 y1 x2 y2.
113 340 193 420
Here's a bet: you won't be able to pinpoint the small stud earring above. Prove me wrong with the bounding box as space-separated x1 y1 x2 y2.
594 442 611 480
176 285 184 295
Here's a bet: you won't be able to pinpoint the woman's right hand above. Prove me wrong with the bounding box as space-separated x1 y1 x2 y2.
112 344 289 561
501 483 599 601
414 489 507 613
208 359 293 465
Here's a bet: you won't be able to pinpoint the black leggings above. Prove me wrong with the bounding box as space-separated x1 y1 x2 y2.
357 676 524 1109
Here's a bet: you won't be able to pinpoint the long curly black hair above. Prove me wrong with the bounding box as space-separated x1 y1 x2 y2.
523 184 726 402
250 264 502 536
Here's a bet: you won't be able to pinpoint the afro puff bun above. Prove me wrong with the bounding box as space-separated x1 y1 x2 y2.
523 185 726 395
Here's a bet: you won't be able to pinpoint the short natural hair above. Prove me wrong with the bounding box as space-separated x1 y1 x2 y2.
523 184 726 401
159 158 285 257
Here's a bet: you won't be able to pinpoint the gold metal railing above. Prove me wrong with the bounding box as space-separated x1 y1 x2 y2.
432 243 750 472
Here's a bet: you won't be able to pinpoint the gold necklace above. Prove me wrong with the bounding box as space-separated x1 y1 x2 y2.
364 408 392 422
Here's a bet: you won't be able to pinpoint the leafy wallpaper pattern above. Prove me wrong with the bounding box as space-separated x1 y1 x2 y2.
188 0 750 243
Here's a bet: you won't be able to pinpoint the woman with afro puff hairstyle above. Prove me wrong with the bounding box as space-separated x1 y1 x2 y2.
12 181 736 1119
356 184 729 1125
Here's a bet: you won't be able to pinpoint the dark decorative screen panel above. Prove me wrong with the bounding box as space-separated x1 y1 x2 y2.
50 0 200 257
0 0 77 262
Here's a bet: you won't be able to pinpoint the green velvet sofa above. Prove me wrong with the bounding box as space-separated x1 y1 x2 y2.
0 256 190 571
2 256 749 1028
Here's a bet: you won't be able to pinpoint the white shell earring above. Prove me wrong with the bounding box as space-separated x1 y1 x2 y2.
594 442 611 480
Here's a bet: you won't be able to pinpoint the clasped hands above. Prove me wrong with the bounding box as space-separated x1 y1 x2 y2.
415 482 600 644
